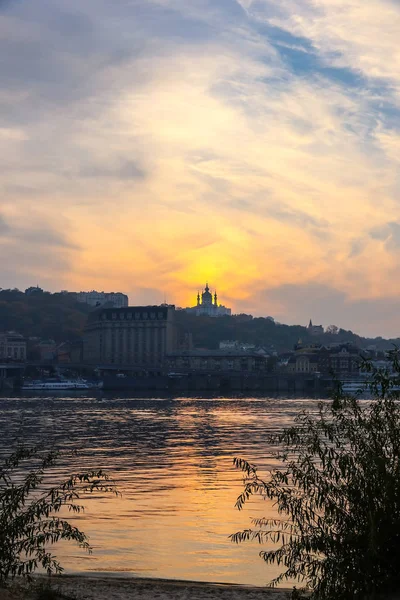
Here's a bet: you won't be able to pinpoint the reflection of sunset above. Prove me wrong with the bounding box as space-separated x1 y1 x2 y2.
0 395 312 585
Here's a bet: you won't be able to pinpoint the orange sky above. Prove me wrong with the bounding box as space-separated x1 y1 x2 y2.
1 0 400 336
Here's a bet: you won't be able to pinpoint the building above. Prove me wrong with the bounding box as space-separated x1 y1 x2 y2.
219 340 257 352
219 340 239 350
286 342 361 376
77 291 129 308
0 332 26 362
318 343 361 376
36 339 57 361
56 341 84 364
308 319 324 336
185 283 231 317
287 352 320 374
25 286 44 296
83 305 178 368
166 350 267 373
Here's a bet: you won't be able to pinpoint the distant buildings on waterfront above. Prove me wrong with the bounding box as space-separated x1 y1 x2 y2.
0 332 26 362
83 305 178 370
285 341 360 376
185 283 231 317
166 349 266 373
76 290 129 308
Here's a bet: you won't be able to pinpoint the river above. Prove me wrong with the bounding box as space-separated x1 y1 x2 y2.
0 394 321 586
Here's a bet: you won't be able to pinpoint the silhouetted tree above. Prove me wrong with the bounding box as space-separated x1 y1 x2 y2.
232 350 400 599
0 446 117 584
325 324 339 335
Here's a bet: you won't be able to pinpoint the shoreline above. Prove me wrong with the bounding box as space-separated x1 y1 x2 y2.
25 574 293 600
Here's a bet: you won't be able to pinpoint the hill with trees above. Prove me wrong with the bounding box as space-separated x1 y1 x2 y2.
174 311 400 353
0 288 91 342
0 288 399 352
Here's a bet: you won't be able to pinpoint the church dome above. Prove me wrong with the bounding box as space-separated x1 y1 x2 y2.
201 282 213 305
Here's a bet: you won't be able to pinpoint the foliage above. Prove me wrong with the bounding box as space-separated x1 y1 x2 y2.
0 446 117 584
0 289 90 343
33 581 72 600
231 350 400 599
175 311 400 353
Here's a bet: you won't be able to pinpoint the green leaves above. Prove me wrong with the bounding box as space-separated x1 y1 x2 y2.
232 349 400 599
0 446 118 584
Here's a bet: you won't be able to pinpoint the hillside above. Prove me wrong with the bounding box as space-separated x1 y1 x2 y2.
174 311 400 353
0 289 399 352
0 289 91 342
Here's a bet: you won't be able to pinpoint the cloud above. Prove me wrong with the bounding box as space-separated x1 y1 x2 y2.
0 214 9 234
370 222 400 251
238 0 400 89
242 282 400 338
0 0 400 335
80 160 146 180
0 210 78 249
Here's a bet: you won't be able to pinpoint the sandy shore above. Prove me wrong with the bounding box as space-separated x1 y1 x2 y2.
0 575 293 600
54 575 292 599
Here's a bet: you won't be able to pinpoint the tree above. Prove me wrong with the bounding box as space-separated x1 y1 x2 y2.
0 446 117 585
325 325 339 335
231 350 400 599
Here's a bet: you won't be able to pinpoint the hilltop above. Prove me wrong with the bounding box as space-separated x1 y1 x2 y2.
0 288 90 342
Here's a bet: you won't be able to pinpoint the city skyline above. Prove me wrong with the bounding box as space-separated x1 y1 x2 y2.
1 1 400 337
1 281 396 339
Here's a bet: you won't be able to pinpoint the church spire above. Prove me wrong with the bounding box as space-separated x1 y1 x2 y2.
214 290 218 306
197 291 200 306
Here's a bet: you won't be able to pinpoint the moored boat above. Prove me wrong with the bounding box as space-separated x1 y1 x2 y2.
21 379 98 391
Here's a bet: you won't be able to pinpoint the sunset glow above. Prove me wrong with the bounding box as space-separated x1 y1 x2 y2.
2 0 400 335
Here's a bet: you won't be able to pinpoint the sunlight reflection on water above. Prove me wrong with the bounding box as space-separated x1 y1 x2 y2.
0 394 322 586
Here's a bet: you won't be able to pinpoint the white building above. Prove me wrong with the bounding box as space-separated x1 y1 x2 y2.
185 283 231 317
219 340 257 352
219 340 238 350
77 291 128 308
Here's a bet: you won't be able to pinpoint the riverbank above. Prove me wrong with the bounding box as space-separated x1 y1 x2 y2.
56 576 292 599
1 576 293 600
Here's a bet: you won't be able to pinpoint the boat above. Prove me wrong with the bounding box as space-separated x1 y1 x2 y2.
341 380 368 394
21 379 97 391
341 378 400 395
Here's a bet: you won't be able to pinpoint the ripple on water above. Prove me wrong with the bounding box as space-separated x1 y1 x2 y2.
0 394 322 586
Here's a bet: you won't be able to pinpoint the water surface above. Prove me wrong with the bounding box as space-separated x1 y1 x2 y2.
0 395 321 586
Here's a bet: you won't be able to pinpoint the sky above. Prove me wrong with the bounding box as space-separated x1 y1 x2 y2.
1 0 400 337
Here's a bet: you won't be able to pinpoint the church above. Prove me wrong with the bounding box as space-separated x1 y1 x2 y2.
185 283 232 317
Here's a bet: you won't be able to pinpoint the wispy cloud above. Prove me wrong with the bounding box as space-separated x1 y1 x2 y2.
1 0 400 334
